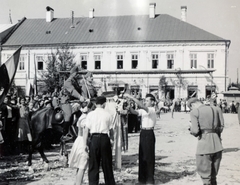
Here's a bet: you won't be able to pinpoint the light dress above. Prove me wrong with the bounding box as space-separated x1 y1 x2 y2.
68 113 88 169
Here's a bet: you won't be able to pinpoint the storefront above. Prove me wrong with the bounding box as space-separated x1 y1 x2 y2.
165 85 175 99
205 85 216 98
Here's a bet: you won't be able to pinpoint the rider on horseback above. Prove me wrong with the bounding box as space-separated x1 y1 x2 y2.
60 66 97 142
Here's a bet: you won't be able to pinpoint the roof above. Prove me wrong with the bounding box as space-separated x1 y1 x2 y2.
222 90 240 95
2 14 227 46
0 24 16 43
228 86 239 90
0 24 15 33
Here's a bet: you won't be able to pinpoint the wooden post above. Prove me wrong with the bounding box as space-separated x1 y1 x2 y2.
115 113 122 169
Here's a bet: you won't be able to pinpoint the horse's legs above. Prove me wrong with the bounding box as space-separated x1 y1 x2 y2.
38 145 49 163
60 138 69 167
27 146 33 166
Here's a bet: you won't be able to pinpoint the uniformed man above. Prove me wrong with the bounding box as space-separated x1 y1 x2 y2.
83 96 115 185
188 97 224 185
63 65 84 101
81 72 97 99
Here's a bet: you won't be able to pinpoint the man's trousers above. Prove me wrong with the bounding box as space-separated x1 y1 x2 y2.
88 133 115 185
138 130 155 184
196 151 222 185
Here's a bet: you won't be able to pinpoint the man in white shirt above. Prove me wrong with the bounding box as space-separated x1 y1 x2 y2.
83 96 115 185
124 93 157 184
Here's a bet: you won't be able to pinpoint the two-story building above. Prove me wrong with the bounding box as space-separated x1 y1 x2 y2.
0 3 231 99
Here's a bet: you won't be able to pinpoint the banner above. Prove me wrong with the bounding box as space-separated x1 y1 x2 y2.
0 46 22 105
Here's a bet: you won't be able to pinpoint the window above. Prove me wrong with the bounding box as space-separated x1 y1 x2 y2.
152 54 158 69
38 61 44 70
94 55 101 69
167 54 174 69
207 53 214 68
117 54 123 69
190 54 197 68
36 56 44 70
131 54 138 69
80 55 87 69
19 55 26 71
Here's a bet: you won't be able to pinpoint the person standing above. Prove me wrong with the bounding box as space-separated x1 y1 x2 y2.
188 98 224 185
83 96 115 185
68 101 93 185
124 93 157 184
17 97 32 154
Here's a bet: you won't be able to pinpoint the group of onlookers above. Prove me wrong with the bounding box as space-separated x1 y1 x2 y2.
218 99 239 113
0 87 74 157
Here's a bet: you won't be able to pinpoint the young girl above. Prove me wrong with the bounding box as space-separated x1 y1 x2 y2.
17 97 32 154
68 101 93 185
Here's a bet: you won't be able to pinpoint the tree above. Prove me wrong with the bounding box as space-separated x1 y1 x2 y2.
41 44 76 93
158 75 168 99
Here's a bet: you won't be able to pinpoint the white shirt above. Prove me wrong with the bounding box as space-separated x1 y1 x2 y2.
6 105 12 118
85 107 114 134
137 107 157 128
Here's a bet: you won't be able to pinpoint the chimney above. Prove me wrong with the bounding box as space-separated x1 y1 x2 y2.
46 6 54 22
71 11 75 28
149 3 156 19
181 6 187 22
89 8 94 18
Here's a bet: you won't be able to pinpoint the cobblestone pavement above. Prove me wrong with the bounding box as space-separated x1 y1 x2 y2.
0 112 239 185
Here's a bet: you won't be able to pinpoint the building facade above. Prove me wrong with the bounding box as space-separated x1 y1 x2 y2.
0 3 230 99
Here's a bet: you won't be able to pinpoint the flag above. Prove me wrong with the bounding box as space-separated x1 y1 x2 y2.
25 78 34 97
0 46 22 105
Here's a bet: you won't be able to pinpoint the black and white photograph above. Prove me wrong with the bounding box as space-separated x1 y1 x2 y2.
0 0 240 184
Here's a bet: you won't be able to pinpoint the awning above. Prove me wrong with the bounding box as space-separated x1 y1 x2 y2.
149 85 158 90
205 85 216 90
130 85 140 89
188 86 198 90
108 80 126 86
165 86 175 90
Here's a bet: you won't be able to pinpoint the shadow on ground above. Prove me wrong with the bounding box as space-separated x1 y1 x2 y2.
223 147 240 153
118 154 195 185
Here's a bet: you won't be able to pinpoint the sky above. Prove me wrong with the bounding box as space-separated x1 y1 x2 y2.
0 0 240 83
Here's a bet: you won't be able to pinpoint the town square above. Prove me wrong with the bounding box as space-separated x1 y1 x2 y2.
0 0 240 184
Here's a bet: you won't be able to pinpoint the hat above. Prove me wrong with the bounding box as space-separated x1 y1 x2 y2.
96 96 106 105
187 97 199 108
85 72 93 78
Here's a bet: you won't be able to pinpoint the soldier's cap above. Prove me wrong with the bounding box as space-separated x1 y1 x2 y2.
187 97 199 108
96 96 106 105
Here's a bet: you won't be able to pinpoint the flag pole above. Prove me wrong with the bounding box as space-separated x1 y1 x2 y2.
82 75 91 98
34 54 38 95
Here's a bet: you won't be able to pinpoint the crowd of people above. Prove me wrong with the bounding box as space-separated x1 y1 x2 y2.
0 89 70 157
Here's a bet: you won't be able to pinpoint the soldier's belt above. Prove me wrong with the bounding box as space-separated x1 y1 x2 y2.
200 129 216 134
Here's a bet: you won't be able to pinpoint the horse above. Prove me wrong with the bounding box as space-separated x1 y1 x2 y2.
27 106 76 166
